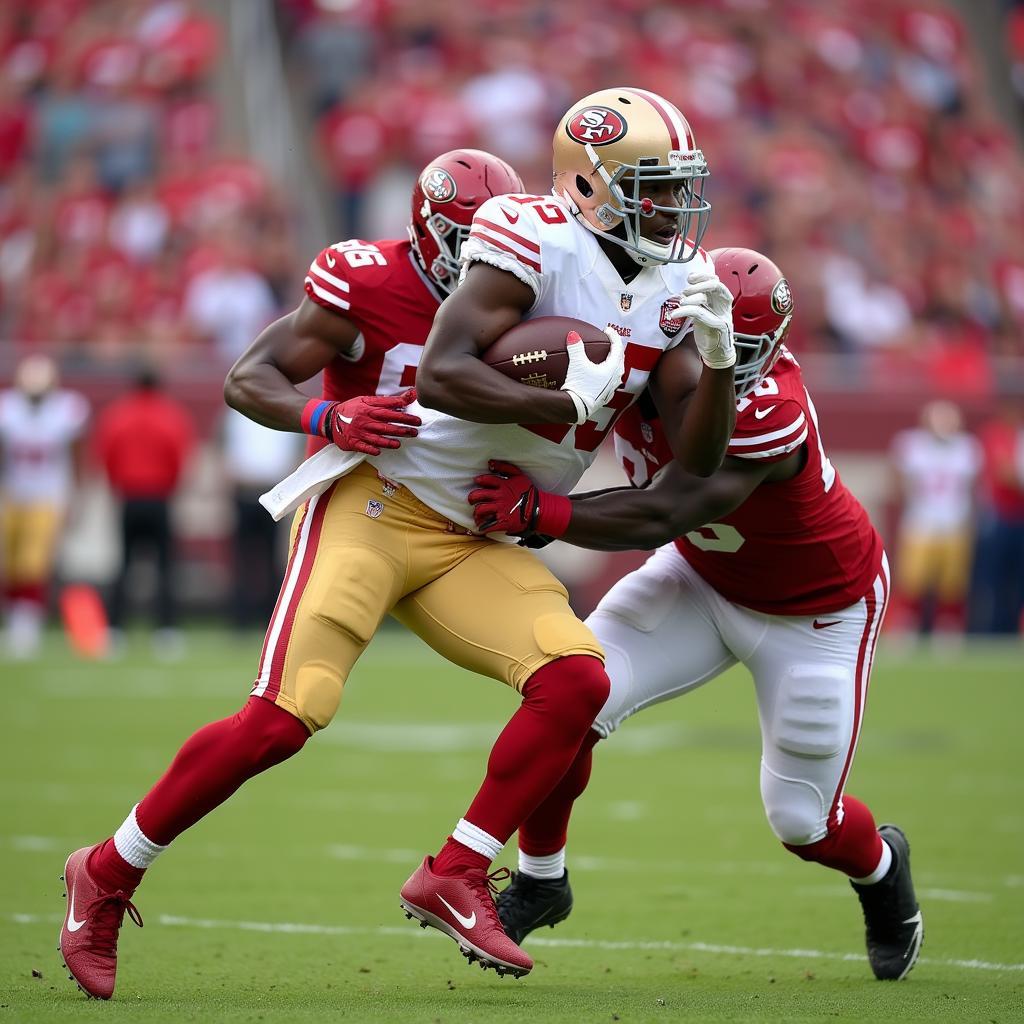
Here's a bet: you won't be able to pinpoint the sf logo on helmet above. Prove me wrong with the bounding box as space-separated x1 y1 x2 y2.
771 278 793 315
421 168 457 203
566 106 627 146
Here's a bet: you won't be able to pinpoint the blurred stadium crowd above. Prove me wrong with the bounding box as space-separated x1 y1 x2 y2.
0 0 1022 656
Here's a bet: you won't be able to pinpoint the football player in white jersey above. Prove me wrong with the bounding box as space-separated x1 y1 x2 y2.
0 355 89 658
58 89 737 996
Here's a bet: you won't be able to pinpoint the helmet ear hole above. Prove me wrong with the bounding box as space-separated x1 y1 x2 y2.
575 175 594 198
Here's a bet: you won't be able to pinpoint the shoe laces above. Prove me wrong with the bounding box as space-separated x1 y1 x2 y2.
84 891 144 955
465 866 512 928
498 871 537 918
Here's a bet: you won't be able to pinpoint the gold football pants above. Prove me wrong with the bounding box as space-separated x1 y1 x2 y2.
250 463 603 732
1 501 62 584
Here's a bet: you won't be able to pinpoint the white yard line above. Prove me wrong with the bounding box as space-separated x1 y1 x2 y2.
8 911 1022 974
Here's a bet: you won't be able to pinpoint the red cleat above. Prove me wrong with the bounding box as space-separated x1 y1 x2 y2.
58 846 143 999
400 856 533 977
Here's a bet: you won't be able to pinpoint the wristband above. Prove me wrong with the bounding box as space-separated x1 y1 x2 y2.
533 492 573 538
301 399 335 437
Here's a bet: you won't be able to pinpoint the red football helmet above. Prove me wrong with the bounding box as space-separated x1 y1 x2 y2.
409 149 524 295
710 247 794 398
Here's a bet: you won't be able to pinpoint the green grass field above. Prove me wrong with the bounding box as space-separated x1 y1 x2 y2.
2 628 1022 1023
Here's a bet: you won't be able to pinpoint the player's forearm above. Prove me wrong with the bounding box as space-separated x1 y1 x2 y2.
417 354 578 424
564 485 725 550
223 359 310 432
665 366 736 477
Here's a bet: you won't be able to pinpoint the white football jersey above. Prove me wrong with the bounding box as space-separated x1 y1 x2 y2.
0 388 90 503
892 428 981 533
372 192 713 533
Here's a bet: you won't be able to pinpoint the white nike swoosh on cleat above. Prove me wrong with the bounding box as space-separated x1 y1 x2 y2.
67 884 86 932
437 894 476 930
898 910 924 979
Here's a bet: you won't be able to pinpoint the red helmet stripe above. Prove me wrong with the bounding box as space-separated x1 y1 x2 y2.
620 88 692 150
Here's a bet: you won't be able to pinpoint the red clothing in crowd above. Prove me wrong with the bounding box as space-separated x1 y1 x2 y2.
94 387 195 498
978 418 1024 520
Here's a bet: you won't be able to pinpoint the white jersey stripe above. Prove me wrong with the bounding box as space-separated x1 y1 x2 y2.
305 277 351 311
253 493 322 695
731 427 808 460
728 413 806 446
307 262 351 294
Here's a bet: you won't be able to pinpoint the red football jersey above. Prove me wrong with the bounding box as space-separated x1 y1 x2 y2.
611 349 884 615
302 237 444 454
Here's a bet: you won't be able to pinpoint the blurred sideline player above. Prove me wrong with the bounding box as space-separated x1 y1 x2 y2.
59 84 737 998
469 249 922 982
890 401 980 635
0 355 89 658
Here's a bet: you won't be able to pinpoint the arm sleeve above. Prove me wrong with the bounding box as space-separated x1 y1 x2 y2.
727 398 808 462
304 244 356 315
459 196 544 300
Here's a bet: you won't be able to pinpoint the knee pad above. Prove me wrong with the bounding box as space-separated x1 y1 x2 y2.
293 661 346 732
760 762 828 846
770 664 851 758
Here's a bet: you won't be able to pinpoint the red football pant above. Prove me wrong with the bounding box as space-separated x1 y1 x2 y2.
435 655 609 873
783 795 884 877
89 696 309 892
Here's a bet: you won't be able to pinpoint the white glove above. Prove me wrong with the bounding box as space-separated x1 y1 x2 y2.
668 270 736 369
560 327 626 424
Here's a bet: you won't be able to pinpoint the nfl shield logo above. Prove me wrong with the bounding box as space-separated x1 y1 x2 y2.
659 298 683 338
365 500 384 519
620 292 633 312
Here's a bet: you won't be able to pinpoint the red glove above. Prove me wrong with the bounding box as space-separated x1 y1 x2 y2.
468 460 573 537
302 388 421 456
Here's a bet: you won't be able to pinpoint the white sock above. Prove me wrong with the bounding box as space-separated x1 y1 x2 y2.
851 836 893 885
451 818 503 861
113 805 168 870
518 848 566 880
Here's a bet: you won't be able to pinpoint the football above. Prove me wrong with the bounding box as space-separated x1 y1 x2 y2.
482 316 610 390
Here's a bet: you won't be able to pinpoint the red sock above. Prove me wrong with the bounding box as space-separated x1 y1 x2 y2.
783 795 884 878
434 655 609 875
89 697 309 892
519 729 600 856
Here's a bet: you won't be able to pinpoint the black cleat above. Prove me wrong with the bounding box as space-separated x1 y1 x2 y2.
850 825 923 980
496 870 573 945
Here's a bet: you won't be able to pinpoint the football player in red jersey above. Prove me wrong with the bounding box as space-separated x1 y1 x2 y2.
222 148 524 454
469 248 923 982
55 149 525 1000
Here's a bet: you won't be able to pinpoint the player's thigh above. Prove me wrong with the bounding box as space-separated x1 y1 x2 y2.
587 545 736 737
252 478 406 732
392 540 602 693
896 532 936 596
8 503 61 581
748 587 886 844
936 532 971 600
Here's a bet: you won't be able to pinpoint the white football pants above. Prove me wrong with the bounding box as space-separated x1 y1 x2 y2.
588 544 890 846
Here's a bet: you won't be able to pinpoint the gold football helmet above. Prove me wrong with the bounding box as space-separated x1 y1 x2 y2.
552 87 710 267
